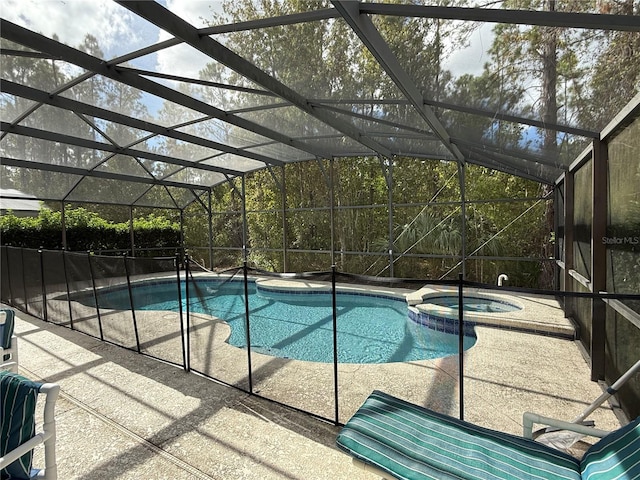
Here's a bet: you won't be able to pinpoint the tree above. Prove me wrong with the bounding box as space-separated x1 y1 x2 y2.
1 37 72 194
190 0 595 285
576 0 640 129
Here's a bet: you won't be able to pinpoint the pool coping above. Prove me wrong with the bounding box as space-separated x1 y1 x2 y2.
256 277 576 339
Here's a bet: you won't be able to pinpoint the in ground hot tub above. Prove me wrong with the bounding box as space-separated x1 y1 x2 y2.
409 291 525 334
426 295 522 313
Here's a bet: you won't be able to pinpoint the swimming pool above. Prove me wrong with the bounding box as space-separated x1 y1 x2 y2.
90 278 476 364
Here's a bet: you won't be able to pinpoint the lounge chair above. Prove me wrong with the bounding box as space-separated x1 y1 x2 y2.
1 308 18 373
0 371 60 480
336 390 640 480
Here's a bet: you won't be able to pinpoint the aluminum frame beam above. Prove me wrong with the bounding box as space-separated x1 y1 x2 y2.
423 99 599 139
2 81 286 168
312 103 436 138
1 157 203 192
199 8 337 35
360 3 640 32
116 67 276 97
201 4 640 34
116 1 394 159
460 143 557 183
315 97 597 140
0 19 329 160
461 150 552 185
453 137 567 170
1 122 244 178
332 1 465 163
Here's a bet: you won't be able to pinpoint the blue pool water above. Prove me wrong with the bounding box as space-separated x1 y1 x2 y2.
428 295 521 313
93 279 476 364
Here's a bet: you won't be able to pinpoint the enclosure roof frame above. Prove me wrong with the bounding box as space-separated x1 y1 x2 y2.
1 1 639 208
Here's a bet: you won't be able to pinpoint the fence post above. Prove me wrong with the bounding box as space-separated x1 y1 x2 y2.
177 253 188 371
87 252 104 341
62 250 74 329
4 247 13 305
21 248 28 315
243 261 253 394
123 254 141 353
458 273 465 421
39 248 48 322
331 265 339 425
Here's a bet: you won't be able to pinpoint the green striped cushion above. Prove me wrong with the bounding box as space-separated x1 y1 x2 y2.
1 371 42 480
581 416 640 480
337 390 581 480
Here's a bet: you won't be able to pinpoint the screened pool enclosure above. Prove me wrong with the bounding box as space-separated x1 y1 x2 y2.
1 1 639 423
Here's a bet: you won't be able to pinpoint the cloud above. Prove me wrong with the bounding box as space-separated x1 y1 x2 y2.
156 1 226 80
165 0 223 29
2 0 142 57
155 43 216 80
445 23 494 78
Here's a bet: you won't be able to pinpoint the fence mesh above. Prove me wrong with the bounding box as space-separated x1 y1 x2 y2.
127 256 183 366
187 265 248 390
42 250 71 327
3 246 639 423
5 247 26 312
23 249 45 320
65 251 101 338
1 246 11 304
91 255 137 351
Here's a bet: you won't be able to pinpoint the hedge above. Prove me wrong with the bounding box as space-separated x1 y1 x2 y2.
0 208 180 254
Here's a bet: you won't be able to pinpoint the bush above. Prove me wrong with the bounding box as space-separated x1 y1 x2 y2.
0 208 180 253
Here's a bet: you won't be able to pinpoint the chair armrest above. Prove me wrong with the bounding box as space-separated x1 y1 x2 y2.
0 433 46 468
0 361 18 373
0 382 60 475
523 412 611 439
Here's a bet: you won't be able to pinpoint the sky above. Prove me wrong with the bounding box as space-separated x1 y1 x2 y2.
1 0 490 83
0 0 223 78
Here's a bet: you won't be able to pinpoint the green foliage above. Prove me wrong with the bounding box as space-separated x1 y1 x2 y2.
0 209 63 249
0 208 179 253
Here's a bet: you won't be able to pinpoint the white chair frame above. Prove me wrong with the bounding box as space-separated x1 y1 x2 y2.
1 310 19 372
0 333 19 373
0 381 60 480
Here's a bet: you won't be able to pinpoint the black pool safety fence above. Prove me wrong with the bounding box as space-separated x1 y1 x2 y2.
2 245 639 423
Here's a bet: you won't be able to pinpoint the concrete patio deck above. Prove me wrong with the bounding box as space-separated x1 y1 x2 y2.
8 306 625 480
